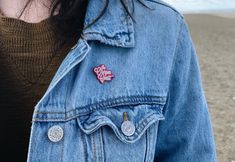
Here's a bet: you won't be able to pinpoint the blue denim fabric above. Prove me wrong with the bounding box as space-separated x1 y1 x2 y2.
26 0 217 161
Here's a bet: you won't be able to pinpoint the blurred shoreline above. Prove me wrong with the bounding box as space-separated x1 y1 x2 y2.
184 13 235 162
211 13 235 19
184 12 235 19
181 10 235 15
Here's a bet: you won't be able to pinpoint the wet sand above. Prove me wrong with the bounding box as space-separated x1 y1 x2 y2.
184 14 235 162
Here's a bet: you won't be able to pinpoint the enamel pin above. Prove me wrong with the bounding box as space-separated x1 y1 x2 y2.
93 64 114 84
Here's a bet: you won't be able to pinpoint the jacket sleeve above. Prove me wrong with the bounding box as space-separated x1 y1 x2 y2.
154 17 217 162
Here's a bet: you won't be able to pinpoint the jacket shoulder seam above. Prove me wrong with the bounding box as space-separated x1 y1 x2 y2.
146 0 184 18
165 15 184 97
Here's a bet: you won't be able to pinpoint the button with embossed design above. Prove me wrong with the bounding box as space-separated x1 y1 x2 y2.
121 112 135 136
47 125 64 142
121 120 136 136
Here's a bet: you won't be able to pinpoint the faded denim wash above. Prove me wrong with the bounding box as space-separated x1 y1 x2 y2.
26 0 217 161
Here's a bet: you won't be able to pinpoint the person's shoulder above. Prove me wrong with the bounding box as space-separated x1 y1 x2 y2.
149 0 184 18
134 0 184 19
131 0 191 66
133 0 185 29
132 0 187 41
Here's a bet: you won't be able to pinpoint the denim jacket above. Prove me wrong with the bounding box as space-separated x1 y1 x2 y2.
26 0 217 161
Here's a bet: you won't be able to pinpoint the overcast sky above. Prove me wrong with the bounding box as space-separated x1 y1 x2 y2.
163 0 235 13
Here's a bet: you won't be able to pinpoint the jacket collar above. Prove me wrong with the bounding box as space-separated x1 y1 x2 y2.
82 0 135 48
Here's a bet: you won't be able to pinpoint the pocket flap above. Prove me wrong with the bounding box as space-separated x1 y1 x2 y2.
77 103 165 144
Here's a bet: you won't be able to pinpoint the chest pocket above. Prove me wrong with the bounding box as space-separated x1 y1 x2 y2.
77 100 166 162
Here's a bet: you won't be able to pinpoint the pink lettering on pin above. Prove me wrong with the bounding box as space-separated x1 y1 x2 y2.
93 64 114 84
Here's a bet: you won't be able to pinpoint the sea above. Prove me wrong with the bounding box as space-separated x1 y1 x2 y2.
162 0 235 13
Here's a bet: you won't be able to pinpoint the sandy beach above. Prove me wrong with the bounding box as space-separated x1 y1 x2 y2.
211 13 235 19
184 14 235 162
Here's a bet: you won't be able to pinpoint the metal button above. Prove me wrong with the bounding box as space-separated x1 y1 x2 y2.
121 120 136 137
121 112 135 136
48 125 64 142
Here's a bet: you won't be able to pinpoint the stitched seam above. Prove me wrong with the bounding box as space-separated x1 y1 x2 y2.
33 103 165 122
92 133 97 162
101 127 106 162
98 129 103 162
84 31 130 40
61 124 65 162
33 107 163 122
168 15 184 89
133 113 164 139
35 95 167 115
144 129 148 162
81 132 88 161
64 69 73 114
164 15 184 112
145 0 184 18
154 121 160 160
147 128 151 162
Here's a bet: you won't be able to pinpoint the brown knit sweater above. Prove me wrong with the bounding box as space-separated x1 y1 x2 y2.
0 13 84 162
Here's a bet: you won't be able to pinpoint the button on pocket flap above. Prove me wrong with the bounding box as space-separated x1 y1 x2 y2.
77 103 165 144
